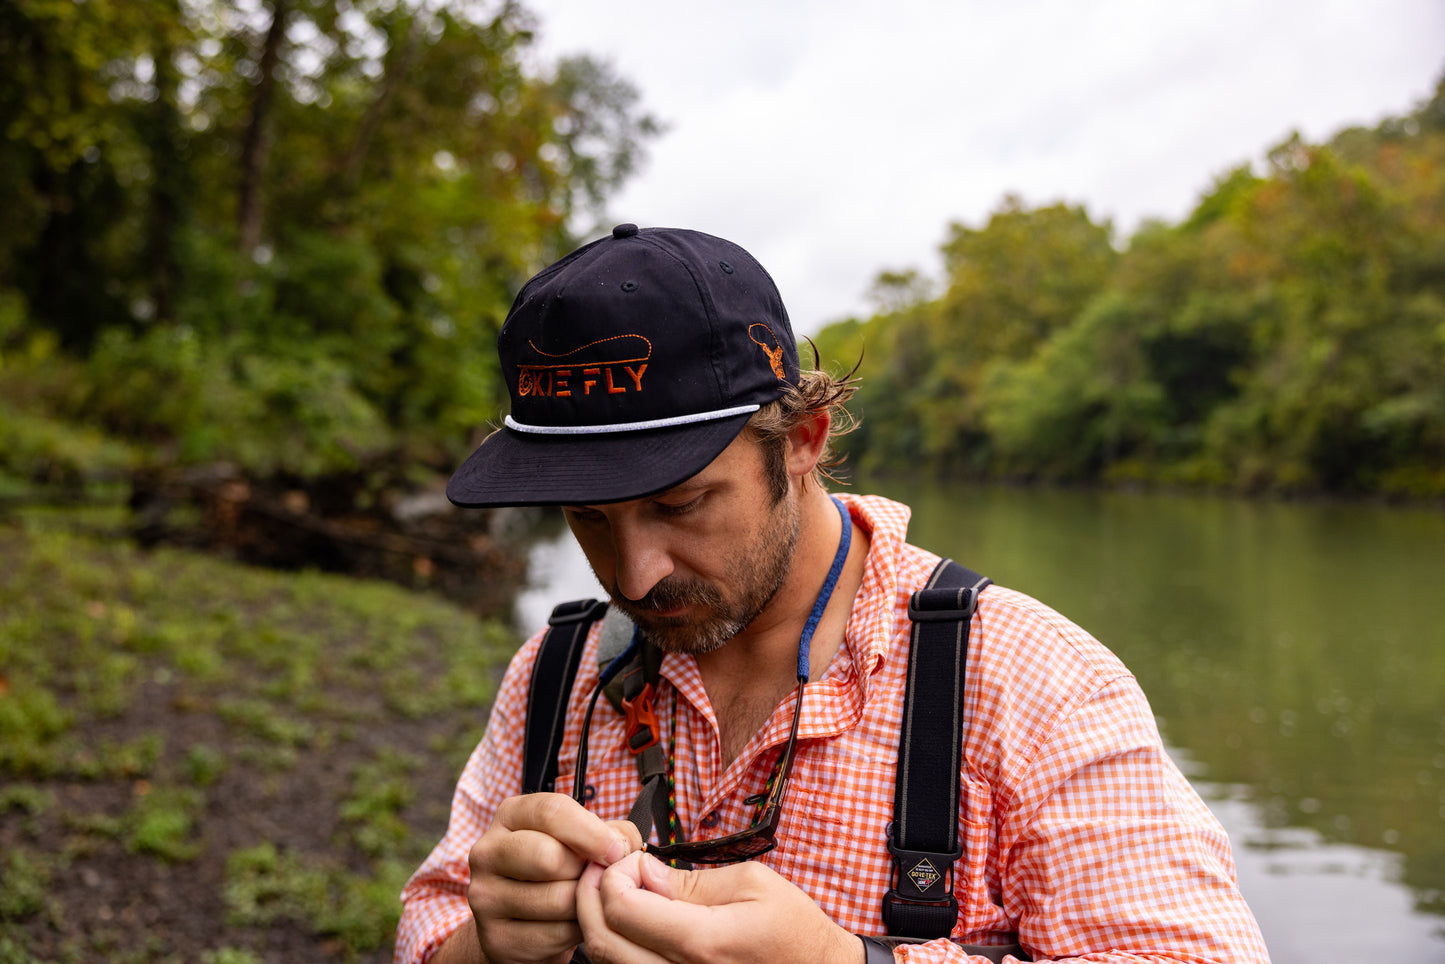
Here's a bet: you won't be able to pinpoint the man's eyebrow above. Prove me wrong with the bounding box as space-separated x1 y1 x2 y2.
657 476 716 498
561 475 716 511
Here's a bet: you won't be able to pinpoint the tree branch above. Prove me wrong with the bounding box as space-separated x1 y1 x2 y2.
237 0 288 255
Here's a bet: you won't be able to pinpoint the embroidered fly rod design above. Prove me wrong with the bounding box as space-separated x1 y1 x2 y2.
517 334 651 398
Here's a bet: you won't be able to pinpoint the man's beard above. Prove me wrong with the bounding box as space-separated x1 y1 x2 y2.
607 496 800 656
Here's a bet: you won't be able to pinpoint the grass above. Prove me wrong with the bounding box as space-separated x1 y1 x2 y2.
0 504 520 962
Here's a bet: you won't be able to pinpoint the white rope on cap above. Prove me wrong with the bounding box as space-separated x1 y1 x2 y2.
505 404 761 436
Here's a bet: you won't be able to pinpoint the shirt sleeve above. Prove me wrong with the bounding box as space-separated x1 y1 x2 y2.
393 631 545 964
896 673 1270 964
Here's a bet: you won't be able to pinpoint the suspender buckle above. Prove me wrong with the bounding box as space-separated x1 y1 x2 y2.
907 586 980 622
883 826 962 939
622 681 660 754
881 887 959 940
886 838 963 900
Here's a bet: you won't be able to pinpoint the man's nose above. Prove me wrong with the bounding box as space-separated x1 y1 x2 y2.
611 520 674 602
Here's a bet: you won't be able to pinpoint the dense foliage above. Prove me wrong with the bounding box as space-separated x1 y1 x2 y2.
2 3 1440 502
0 0 657 489
817 74 1445 497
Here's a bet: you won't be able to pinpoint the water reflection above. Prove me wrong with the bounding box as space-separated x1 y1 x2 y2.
515 484 1445 961
1206 787 1444 959
514 513 602 634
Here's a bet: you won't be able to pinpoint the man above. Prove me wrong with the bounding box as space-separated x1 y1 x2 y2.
396 224 1269 964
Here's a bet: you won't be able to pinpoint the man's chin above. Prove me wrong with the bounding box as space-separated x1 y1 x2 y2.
618 607 737 656
645 631 732 657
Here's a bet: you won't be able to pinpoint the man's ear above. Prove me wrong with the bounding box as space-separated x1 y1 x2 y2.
784 409 832 482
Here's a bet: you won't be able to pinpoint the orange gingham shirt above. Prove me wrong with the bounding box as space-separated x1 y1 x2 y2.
396 494 1269 963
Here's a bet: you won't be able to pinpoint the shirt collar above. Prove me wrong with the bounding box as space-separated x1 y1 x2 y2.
654 492 920 743
797 492 918 739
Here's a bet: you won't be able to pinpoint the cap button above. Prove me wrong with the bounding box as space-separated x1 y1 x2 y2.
612 223 639 239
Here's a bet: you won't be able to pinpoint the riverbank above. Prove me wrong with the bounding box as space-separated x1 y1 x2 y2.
0 506 523 963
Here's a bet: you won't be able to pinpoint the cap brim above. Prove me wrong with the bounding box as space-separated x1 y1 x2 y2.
446 413 753 508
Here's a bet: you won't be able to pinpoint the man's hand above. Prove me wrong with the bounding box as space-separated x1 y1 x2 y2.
466 793 641 964
576 851 863 964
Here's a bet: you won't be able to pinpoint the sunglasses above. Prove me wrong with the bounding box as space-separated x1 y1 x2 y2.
573 678 805 866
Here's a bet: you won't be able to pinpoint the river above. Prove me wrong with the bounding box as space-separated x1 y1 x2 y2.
514 479 1445 962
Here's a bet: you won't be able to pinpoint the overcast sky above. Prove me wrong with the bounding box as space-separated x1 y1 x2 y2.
522 0 1443 335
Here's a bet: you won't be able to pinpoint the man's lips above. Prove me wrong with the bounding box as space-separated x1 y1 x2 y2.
614 581 717 622
632 601 690 620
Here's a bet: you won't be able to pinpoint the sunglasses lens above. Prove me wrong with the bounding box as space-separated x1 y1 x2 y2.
648 803 784 864
651 830 776 864
685 835 776 864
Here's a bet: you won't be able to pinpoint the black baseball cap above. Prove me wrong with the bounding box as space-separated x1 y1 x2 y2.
446 224 800 508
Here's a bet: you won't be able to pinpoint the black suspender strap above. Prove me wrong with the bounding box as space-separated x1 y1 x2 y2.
519 601 670 848
615 653 676 861
883 558 992 940
521 599 608 794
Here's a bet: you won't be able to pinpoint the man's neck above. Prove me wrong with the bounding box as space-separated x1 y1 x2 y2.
696 488 868 765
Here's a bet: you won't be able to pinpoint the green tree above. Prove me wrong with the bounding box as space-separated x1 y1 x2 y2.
1193 132 1444 493
980 292 1168 480
834 198 1117 476
815 72 1445 495
0 0 659 485
0 0 189 347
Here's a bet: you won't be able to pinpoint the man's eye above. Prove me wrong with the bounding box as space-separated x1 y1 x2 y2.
655 496 702 517
564 507 606 525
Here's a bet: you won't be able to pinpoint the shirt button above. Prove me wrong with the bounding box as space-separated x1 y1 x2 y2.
700 811 722 829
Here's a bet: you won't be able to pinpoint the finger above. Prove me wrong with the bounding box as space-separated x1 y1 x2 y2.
469 840 585 957
487 827 589 882
639 853 769 906
605 818 645 856
597 858 797 959
596 856 724 956
496 792 631 866
618 858 856 964
578 858 675 964
636 853 683 898
575 861 609 937
477 915 583 963
471 875 583 922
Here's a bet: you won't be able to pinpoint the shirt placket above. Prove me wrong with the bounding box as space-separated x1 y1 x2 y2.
660 646 866 847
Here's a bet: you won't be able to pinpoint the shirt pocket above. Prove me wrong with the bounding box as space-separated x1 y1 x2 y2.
779 755 897 933
956 778 1012 940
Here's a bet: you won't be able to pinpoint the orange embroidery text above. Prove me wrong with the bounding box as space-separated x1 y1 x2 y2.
518 363 648 398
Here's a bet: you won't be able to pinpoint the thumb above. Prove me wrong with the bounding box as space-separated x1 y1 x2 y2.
637 853 688 898
639 853 760 906
606 818 645 857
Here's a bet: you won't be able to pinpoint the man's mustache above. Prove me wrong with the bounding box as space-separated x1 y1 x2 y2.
616 577 723 614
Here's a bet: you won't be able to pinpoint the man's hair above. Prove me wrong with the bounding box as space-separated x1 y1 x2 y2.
743 355 861 504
